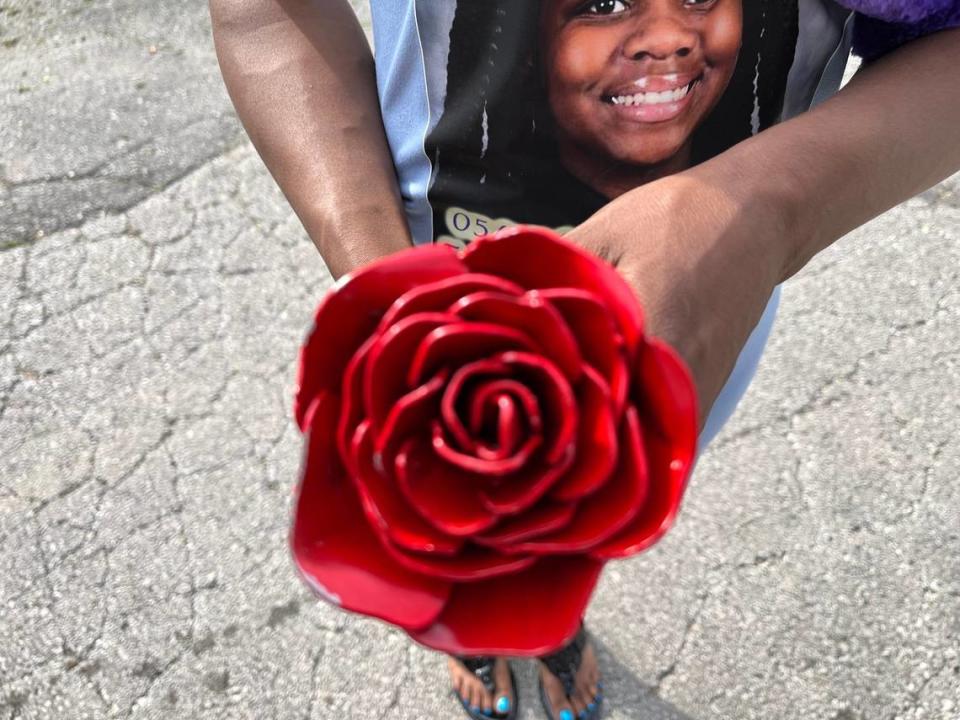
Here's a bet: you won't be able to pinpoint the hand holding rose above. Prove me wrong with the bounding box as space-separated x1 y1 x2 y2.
563 173 787 429
292 227 698 656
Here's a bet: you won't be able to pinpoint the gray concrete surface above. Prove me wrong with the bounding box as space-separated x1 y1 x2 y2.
1 2 957 719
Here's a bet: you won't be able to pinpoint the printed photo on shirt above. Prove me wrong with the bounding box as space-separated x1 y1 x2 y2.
418 0 800 244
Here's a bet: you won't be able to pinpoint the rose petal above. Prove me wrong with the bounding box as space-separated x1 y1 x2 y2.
375 372 446 465
380 273 524 329
461 227 643 355
440 359 541 453
633 338 699 452
407 323 537 388
474 502 577 548
440 358 510 454
511 407 648 555
450 291 583 382
431 420 541 475
364 312 457 431
471 352 579 515
468 379 543 448
549 365 619 502
337 336 376 475
406 556 603 656
395 437 497 536
493 392 521 457
382 541 537 583
539 288 630 417
481 451 574 516
295 245 466 431
590 340 698 560
291 392 451 631
497 351 577 465
351 421 462 556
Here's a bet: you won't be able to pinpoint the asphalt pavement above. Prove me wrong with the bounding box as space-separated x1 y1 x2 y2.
1 2 958 719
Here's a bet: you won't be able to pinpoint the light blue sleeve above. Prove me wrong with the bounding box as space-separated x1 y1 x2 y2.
698 285 782 452
369 0 434 245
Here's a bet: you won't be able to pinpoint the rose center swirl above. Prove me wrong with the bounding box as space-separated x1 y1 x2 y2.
434 349 578 481
435 360 540 474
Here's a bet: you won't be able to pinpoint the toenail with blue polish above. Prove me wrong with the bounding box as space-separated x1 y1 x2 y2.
496 696 510 714
471 706 480 714
560 710 574 720
588 702 596 711
483 709 493 717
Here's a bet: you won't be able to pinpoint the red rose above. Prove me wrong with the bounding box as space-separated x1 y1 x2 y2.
291 226 697 656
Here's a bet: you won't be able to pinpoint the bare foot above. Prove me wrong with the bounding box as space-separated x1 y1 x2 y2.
447 656 515 717
538 639 602 720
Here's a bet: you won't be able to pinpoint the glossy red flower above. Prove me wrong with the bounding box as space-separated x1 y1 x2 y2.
291 226 698 656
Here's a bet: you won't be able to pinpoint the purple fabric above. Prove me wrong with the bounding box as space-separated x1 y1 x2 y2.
836 0 960 59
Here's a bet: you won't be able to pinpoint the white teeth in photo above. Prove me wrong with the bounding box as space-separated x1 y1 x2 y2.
609 80 695 106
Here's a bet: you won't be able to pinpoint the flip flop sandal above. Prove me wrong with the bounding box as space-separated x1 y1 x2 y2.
452 656 518 720
538 623 604 720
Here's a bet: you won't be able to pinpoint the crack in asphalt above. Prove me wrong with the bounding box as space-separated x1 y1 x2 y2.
653 590 711 691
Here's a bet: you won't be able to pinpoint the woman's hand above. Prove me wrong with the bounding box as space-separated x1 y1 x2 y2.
564 173 787 428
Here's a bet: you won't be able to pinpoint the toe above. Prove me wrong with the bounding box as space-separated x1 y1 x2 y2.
572 683 596 718
447 662 466 703
540 662 574 720
580 642 602 707
494 694 512 717
476 684 490 714
579 675 599 703
480 687 494 716
492 659 513 717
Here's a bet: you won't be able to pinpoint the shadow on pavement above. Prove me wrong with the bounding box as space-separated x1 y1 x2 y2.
593 636 701 720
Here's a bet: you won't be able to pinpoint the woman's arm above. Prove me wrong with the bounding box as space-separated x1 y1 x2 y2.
209 0 412 279
713 27 960 281
568 28 960 425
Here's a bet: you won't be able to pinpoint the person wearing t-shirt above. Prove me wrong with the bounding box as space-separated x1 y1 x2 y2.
209 1 960 718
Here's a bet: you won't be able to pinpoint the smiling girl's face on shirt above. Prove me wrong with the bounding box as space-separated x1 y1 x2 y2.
540 0 742 180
